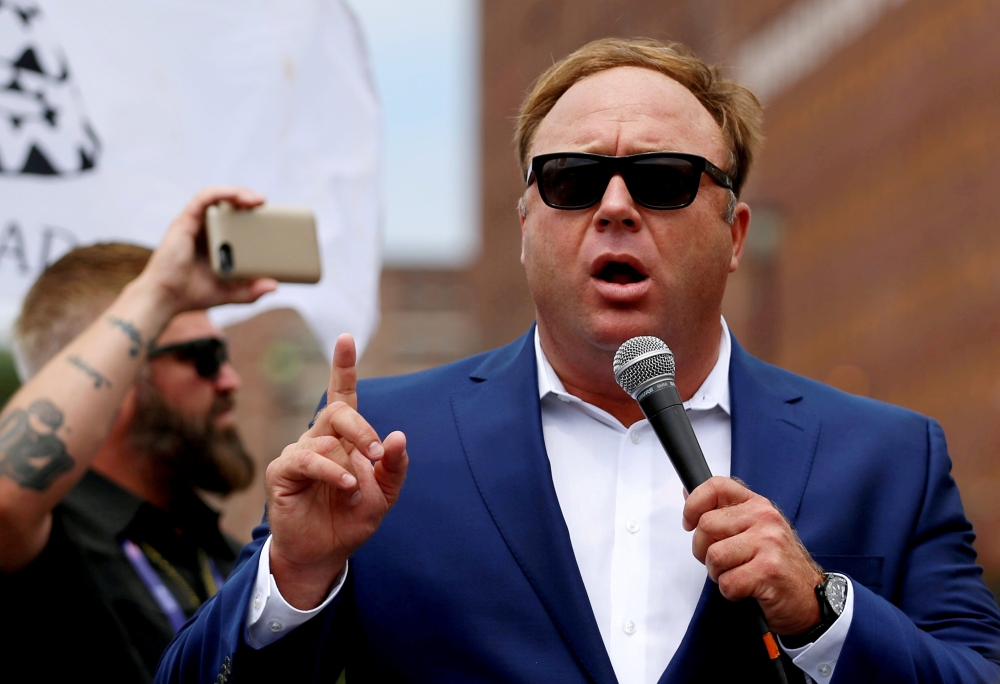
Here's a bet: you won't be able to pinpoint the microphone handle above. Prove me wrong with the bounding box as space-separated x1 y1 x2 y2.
638 382 789 684
638 382 713 492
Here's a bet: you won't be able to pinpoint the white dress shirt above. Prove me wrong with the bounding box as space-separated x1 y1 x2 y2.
248 318 852 683
536 324 732 682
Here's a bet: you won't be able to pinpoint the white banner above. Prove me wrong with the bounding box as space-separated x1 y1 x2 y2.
0 0 381 359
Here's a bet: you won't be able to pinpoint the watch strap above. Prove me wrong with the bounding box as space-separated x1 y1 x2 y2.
780 616 831 650
779 574 843 650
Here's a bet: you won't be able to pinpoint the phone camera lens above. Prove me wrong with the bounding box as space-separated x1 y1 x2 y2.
219 243 233 274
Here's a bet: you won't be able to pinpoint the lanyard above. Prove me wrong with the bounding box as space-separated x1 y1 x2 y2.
121 538 226 634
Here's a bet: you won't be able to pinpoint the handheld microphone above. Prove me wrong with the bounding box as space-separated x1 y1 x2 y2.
612 336 711 493
613 336 788 684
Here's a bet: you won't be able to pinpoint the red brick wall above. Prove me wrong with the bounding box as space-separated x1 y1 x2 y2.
740 0 1000 577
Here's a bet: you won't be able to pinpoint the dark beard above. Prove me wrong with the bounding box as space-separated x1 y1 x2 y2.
127 382 255 495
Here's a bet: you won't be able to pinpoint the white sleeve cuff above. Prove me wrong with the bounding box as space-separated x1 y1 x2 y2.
778 574 855 683
245 535 348 649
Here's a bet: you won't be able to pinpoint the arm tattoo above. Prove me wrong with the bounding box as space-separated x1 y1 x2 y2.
67 356 112 389
107 316 143 357
0 400 74 491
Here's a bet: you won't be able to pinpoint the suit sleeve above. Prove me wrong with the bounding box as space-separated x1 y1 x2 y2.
154 519 349 684
832 419 1000 683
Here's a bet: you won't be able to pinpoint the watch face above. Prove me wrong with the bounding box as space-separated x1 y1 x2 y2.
825 574 848 616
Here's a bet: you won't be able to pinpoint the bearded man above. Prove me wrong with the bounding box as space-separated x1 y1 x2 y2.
0 188 274 682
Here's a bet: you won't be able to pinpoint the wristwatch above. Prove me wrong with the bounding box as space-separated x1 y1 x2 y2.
780 573 849 650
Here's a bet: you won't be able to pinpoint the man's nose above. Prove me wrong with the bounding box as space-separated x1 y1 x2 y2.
214 361 241 393
594 174 641 231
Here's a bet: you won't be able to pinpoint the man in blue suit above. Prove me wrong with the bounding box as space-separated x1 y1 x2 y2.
157 38 1000 683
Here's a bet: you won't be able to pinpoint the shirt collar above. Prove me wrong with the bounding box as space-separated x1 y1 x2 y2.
685 318 731 415
62 469 234 559
535 318 731 416
63 469 145 538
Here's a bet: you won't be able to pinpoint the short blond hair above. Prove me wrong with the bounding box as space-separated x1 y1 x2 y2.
515 37 764 197
12 243 151 380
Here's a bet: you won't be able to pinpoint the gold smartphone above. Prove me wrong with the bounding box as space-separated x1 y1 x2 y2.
205 202 322 284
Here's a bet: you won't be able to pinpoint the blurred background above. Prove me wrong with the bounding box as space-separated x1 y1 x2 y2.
3 0 1000 597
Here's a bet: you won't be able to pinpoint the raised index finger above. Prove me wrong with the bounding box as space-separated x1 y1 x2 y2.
328 333 358 411
682 476 754 531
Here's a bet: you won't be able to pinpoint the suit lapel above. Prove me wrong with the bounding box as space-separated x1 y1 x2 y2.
451 330 618 684
728 336 821 524
659 335 821 683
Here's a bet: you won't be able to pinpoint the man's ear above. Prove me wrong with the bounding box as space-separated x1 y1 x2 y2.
729 201 751 273
518 196 528 265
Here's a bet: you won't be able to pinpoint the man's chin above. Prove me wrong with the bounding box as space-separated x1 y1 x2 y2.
192 429 255 494
585 309 664 352
212 410 236 430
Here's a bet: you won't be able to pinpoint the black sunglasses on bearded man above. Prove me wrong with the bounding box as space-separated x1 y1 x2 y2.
147 337 229 380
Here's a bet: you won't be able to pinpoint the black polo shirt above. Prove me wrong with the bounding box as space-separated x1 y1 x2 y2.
1 470 239 682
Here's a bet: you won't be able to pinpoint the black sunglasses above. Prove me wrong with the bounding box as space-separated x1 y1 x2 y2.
527 151 733 211
147 337 228 380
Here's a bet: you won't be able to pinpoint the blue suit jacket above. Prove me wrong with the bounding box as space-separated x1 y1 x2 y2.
156 330 1000 683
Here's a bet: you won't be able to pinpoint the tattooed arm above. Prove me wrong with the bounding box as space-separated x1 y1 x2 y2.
0 186 277 572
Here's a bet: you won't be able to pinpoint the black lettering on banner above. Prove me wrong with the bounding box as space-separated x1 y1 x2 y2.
107 317 143 357
67 355 111 389
0 400 73 491
0 222 29 274
39 225 77 267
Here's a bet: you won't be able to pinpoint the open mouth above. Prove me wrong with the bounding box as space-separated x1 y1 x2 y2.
595 261 648 285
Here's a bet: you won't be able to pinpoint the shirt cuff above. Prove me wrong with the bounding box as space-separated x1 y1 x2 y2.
245 535 348 649
778 574 854 683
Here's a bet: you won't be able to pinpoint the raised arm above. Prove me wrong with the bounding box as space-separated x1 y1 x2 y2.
0 186 277 571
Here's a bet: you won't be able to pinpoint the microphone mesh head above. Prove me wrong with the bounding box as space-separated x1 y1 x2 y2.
613 336 675 397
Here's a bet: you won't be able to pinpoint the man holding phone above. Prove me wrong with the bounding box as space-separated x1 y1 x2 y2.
0 188 276 681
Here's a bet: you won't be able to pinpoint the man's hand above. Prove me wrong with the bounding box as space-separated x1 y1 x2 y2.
0 187 278 572
135 186 278 316
265 334 408 609
683 476 824 636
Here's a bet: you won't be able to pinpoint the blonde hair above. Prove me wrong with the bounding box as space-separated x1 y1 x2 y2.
12 243 151 380
515 37 764 198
